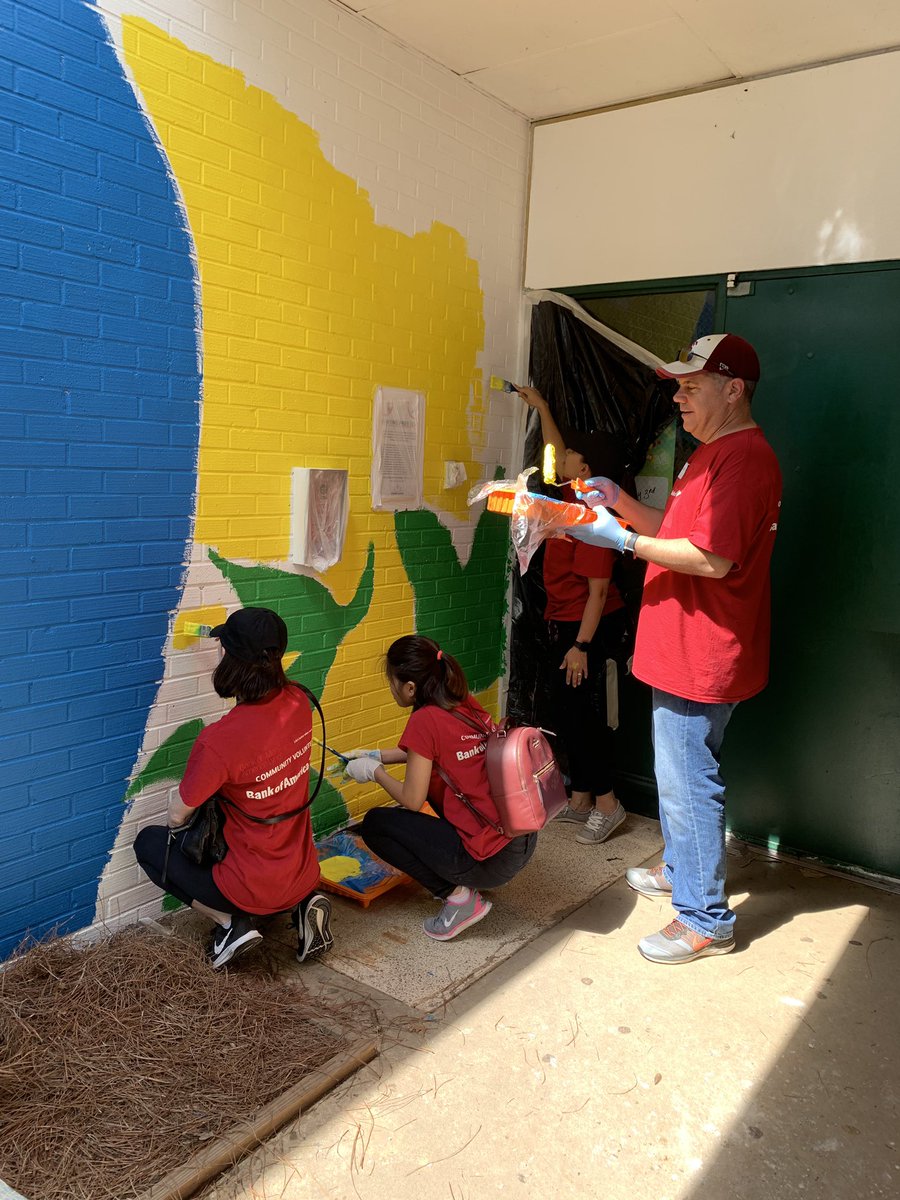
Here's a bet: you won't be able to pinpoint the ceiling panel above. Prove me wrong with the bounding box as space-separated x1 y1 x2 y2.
343 0 672 75
340 0 900 118
668 0 900 77
468 18 733 121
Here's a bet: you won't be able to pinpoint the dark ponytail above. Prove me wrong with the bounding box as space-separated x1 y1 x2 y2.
385 635 469 711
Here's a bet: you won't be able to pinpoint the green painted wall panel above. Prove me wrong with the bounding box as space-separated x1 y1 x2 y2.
722 267 900 876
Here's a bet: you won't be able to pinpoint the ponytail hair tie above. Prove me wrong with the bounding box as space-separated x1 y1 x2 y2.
436 649 443 661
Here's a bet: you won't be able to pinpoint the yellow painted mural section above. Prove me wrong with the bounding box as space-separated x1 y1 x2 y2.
122 20 487 607
122 21 499 801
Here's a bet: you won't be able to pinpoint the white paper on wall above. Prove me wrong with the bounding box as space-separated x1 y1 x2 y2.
290 467 349 572
371 386 425 510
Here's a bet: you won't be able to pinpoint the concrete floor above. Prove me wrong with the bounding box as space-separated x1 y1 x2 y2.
204 838 900 1200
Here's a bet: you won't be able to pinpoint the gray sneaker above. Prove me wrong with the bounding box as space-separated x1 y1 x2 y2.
625 864 673 898
638 918 735 964
423 890 492 941
575 802 627 844
555 804 592 824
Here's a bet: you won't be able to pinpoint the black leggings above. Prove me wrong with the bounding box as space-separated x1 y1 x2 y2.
134 825 244 914
548 617 618 796
134 825 320 922
360 806 536 900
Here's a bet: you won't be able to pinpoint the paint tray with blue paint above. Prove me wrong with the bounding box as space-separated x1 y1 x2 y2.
315 830 412 906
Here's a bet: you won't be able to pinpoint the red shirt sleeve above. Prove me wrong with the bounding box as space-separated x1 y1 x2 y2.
571 539 615 581
398 708 438 762
179 735 228 809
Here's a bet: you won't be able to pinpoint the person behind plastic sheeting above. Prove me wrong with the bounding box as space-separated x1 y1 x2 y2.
345 636 537 941
567 334 782 965
516 385 631 848
134 608 333 970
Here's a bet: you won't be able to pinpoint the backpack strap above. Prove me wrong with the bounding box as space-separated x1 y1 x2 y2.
447 704 494 737
219 682 328 824
433 705 505 837
432 762 505 838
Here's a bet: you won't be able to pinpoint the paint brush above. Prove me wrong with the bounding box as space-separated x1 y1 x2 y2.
489 374 518 393
313 738 350 764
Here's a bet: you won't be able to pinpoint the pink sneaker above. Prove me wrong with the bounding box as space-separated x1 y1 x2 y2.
423 891 492 941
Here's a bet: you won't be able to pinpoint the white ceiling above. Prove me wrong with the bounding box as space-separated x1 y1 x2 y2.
339 0 900 120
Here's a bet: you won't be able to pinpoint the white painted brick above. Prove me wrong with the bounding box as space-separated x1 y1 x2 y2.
258 0 316 40
290 34 340 78
338 58 386 100
359 45 405 91
313 18 364 66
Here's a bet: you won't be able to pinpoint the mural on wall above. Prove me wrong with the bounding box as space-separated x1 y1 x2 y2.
92 21 513 928
1 4 514 954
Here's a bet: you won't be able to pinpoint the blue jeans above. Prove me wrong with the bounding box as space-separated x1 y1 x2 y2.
652 689 737 940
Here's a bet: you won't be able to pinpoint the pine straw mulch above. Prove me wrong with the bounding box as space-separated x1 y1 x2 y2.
0 925 373 1200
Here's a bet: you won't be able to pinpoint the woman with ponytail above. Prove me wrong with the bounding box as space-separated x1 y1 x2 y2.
348 635 537 940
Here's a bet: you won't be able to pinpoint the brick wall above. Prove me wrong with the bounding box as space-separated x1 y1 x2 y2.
1 0 529 954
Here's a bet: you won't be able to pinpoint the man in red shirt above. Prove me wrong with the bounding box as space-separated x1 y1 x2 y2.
568 334 781 963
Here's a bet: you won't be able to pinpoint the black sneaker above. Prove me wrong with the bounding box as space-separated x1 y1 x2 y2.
296 893 333 963
208 914 263 970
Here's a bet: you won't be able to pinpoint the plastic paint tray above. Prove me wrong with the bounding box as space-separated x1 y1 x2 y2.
485 488 516 515
315 830 412 907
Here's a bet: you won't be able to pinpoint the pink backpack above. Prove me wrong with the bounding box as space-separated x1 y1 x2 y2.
436 709 568 838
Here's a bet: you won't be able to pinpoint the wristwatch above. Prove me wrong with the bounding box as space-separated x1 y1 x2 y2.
622 530 639 555
573 639 591 652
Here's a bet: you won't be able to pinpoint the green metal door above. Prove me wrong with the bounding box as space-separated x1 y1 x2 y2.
722 264 900 876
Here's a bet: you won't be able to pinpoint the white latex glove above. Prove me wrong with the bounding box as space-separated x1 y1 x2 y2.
344 748 383 762
344 757 380 784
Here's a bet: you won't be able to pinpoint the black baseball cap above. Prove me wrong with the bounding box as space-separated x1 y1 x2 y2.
564 429 627 481
210 607 288 663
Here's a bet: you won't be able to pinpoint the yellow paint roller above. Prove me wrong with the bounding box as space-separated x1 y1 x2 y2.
542 443 557 485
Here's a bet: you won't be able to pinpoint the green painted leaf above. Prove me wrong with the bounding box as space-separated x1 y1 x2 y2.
209 544 375 700
125 718 204 801
394 506 510 692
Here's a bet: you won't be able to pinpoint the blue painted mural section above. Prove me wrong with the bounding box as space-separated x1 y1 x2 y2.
0 0 200 957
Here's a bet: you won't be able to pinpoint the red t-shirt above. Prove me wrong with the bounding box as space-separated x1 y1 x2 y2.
544 486 623 621
180 684 320 914
632 428 782 703
398 698 510 861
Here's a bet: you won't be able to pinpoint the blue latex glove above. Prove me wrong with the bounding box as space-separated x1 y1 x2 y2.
567 505 627 552
580 475 620 508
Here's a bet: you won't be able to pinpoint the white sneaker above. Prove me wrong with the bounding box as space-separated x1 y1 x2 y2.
575 803 627 844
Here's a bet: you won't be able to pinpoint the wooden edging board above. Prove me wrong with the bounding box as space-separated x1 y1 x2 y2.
134 1036 378 1200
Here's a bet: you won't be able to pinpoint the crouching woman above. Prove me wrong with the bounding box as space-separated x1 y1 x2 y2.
350 636 537 941
134 607 332 969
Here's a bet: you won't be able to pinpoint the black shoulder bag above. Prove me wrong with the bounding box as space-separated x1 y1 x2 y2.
161 683 327 886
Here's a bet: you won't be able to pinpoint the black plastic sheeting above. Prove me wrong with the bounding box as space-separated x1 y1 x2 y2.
505 299 676 733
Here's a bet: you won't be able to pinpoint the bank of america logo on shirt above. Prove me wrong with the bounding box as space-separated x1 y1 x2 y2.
456 742 487 763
